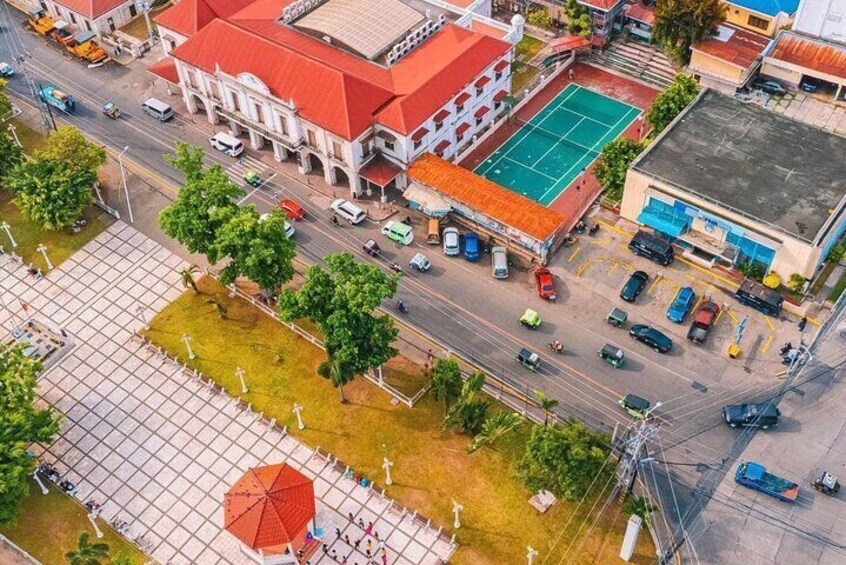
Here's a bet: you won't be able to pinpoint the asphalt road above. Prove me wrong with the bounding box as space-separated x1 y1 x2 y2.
0 6 797 558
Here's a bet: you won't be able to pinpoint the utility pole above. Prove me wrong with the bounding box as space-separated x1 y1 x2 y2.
611 413 661 501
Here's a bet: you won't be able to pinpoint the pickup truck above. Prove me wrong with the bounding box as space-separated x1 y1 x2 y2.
687 301 719 343
735 461 798 502
39 86 75 113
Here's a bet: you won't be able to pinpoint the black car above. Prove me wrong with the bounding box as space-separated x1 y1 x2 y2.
800 77 820 92
723 403 780 429
629 324 673 353
752 77 786 96
620 271 649 302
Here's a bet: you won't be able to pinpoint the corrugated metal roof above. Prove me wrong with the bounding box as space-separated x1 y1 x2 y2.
691 24 771 69
770 31 846 80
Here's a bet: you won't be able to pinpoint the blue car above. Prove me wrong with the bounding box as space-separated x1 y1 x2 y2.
667 286 696 323
464 232 480 262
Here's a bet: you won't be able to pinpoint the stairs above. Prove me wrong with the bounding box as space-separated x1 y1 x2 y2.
592 39 678 89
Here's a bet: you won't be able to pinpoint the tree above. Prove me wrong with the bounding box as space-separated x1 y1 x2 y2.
0 79 12 120
653 0 726 65
279 252 400 402
468 411 522 453
109 554 132 565
4 155 97 230
430 357 463 416
159 143 244 260
593 138 647 202
788 273 806 293
0 344 61 525
0 130 23 178
645 74 699 137
565 0 592 37
65 532 109 565
444 371 490 435
213 208 296 292
179 265 200 293
622 494 658 528
526 8 552 30
39 126 106 175
534 390 559 426
518 421 610 501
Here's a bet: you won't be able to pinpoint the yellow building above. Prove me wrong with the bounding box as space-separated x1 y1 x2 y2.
722 0 798 37
689 24 771 93
621 90 846 281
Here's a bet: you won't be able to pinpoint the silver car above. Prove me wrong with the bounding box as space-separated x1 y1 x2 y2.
443 227 460 256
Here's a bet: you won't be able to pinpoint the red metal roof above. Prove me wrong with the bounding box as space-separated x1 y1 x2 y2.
475 75 491 88
770 31 846 80
493 59 509 72
359 154 402 186
493 90 507 102
224 464 315 551
411 127 429 142
408 154 567 241
550 36 591 54
455 92 471 106
578 0 625 10
625 3 655 26
52 0 128 19
469 18 509 40
474 106 490 118
434 139 450 153
692 24 771 69
148 57 179 84
155 0 255 37
455 122 470 135
433 109 450 123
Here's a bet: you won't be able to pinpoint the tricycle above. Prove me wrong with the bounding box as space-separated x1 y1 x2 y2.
520 308 542 329
598 343 625 368
812 471 840 495
244 169 262 188
516 348 541 372
101 101 120 119
362 238 381 257
606 307 628 328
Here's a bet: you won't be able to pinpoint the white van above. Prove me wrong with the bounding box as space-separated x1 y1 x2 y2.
331 199 367 225
491 246 509 279
209 132 245 157
141 98 174 122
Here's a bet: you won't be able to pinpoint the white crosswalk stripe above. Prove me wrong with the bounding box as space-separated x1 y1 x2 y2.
225 154 272 186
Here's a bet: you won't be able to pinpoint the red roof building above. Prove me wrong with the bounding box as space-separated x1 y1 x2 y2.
224 464 317 559
38 0 142 38
690 24 772 93
762 30 846 97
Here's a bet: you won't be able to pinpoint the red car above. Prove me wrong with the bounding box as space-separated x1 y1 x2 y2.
278 198 307 221
534 267 557 301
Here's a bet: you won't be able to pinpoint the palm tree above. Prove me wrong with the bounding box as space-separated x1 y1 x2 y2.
430 357 462 416
65 532 109 565
468 411 523 453
179 264 200 293
535 390 559 425
622 495 659 528
444 371 489 434
205 298 227 319
317 354 355 403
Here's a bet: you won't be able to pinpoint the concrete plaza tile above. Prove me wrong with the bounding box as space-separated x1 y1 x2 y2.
169 475 191 498
168 500 192 524
153 465 178 488
168 451 192 474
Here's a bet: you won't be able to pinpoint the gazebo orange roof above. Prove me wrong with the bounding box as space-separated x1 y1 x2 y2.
224 464 315 551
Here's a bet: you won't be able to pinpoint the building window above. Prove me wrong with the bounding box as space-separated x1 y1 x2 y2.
456 103 464 113
475 87 483 96
747 15 769 30
85 20 92 31
435 121 443 132
69 12 76 24
307 130 317 146
413 139 422 150
384 140 395 152
254 103 264 124
332 141 343 160
279 116 288 136
209 82 220 101
129 3 137 17
107 17 115 32
362 141 373 157
475 116 483 126
456 132 464 143
495 71 502 81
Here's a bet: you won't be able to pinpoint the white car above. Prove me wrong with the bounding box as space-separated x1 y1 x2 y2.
443 227 460 256
259 213 295 238
0 62 14 77
331 199 367 225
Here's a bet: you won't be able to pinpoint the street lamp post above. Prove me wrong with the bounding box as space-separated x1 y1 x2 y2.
32 470 49 495
36 244 53 270
8 124 21 148
293 402 304 430
118 146 134 223
527 546 538 565
135 305 149 331
645 401 663 419
236 366 249 394
88 513 104 538
1 221 17 248
382 457 394 486
452 500 463 529
182 333 196 360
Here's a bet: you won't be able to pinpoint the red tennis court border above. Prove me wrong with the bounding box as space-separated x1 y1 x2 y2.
458 63 662 229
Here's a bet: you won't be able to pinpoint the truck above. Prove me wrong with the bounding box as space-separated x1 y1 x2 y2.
65 32 108 64
39 86 75 113
47 20 75 46
27 9 56 35
735 461 799 503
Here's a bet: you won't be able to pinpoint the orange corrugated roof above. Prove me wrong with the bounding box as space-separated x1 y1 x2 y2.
692 25 770 69
224 464 315 550
408 154 567 241
625 3 655 26
770 31 846 80
52 0 126 18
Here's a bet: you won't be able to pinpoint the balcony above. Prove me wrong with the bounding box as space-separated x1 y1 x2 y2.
216 106 303 151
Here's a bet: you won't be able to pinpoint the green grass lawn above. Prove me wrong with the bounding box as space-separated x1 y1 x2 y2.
10 118 46 154
516 34 546 61
0 481 148 565
512 61 540 95
144 278 654 564
828 270 846 301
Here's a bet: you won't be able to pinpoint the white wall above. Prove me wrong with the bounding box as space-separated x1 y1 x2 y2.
794 0 846 41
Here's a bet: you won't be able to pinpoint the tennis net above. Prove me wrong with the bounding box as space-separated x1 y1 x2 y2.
515 117 602 157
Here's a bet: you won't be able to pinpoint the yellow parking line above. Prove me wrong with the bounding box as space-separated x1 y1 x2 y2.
727 310 740 324
760 334 773 355
715 308 726 325
597 219 633 238
783 305 821 326
648 277 663 293
576 258 592 277
764 315 775 331
608 263 619 276
618 243 630 253
568 246 582 263
676 256 742 289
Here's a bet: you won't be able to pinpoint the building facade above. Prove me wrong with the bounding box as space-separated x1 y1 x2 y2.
32 0 141 36
689 24 771 93
722 0 799 37
153 0 522 196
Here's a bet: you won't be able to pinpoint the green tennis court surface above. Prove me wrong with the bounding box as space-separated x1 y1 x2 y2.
474 84 640 205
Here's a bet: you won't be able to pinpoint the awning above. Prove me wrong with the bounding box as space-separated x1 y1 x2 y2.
474 106 490 118
550 36 591 54
475 75 491 89
433 109 450 123
493 59 509 72
411 127 429 142
403 184 452 216
455 122 471 136
376 130 397 141
637 210 690 238
434 139 450 154
455 92 471 106
359 155 402 187
147 57 179 84
493 90 508 102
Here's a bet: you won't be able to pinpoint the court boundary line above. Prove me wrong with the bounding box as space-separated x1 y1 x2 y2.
501 155 559 182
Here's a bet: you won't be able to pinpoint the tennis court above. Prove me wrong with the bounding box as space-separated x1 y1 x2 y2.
474 83 641 205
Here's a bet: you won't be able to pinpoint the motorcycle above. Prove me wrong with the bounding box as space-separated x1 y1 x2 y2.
396 299 408 314
588 223 600 236
563 233 579 247
389 262 403 273
574 220 587 234
779 342 793 356
547 341 564 354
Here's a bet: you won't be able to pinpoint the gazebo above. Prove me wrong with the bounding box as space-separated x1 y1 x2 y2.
224 464 318 564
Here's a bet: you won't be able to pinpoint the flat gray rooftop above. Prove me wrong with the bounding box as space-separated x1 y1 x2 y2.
633 90 846 241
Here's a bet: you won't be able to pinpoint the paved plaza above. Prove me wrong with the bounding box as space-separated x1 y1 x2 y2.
0 223 453 565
